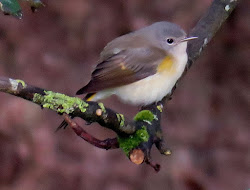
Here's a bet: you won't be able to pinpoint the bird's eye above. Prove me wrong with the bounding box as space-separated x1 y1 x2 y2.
166 38 174 44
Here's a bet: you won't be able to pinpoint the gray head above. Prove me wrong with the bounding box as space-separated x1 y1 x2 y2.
151 21 186 38
137 21 197 54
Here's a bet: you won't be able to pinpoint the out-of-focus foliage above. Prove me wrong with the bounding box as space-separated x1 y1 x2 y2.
0 0 22 18
0 0 44 18
25 0 45 12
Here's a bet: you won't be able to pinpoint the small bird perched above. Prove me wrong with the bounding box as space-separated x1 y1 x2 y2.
58 21 197 130
77 21 197 104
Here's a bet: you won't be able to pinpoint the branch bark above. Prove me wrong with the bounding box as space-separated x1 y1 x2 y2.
0 0 239 172
187 0 238 67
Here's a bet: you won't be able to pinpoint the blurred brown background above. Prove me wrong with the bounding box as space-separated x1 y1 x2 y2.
0 0 249 190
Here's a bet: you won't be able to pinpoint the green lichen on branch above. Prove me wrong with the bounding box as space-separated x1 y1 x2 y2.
98 102 106 113
134 110 156 123
116 113 125 127
157 105 163 112
8 78 26 91
15 79 26 88
118 126 149 156
33 91 88 114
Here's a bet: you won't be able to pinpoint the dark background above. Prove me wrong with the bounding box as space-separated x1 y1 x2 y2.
0 0 249 190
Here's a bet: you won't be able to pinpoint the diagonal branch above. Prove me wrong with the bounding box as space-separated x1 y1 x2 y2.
0 77 136 136
187 0 238 67
0 76 164 171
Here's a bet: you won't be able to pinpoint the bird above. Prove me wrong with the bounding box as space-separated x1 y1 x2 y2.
57 21 197 130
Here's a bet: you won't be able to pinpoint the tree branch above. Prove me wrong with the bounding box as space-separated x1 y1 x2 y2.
0 0 239 172
0 76 166 171
0 77 136 136
63 114 119 150
187 0 238 67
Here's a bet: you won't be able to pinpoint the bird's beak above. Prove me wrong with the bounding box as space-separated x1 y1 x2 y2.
180 36 198 42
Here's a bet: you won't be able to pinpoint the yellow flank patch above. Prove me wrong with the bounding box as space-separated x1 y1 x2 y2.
157 56 175 74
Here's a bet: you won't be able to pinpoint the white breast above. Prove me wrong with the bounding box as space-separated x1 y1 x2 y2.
114 42 188 105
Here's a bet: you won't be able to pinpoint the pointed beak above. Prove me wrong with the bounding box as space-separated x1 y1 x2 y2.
180 36 198 42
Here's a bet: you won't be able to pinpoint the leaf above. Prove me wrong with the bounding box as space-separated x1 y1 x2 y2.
0 0 23 19
24 0 45 12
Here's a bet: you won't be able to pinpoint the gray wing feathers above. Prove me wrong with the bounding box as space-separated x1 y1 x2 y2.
76 45 166 95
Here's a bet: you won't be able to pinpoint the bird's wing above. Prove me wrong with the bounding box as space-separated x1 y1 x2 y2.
76 47 167 95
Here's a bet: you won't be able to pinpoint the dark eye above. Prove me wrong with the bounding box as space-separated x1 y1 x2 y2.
166 38 174 44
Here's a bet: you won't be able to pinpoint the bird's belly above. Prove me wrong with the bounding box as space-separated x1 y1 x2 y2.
114 43 188 105
114 71 181 105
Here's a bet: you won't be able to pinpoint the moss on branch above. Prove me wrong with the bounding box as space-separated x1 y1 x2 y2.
33 91 88 114
118 126 149 156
